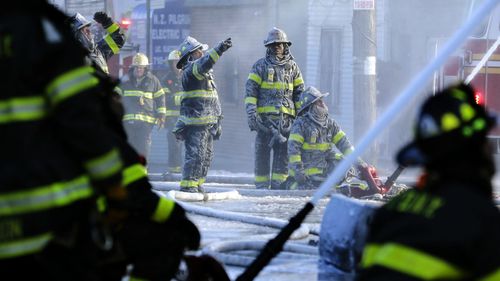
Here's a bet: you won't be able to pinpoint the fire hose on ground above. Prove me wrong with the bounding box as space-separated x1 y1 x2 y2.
153 189 317 239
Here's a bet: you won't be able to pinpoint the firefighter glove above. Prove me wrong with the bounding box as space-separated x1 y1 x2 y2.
217 37 232 53
295 171 308 185
247 114 258 131
156 115 166 130
93 12 113 28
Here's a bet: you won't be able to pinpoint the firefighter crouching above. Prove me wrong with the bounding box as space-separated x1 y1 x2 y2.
0 3 202 280
357 83 500 280
117 53 166 163
286 86 366 190
174 36 232 193
245 27 305 190
68 11 125 74
161 49 184 176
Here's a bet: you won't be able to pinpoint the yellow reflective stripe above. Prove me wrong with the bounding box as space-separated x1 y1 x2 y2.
151 197 175 223
153 89 165 98
181 90 218 99
157 107 167 114
179 115 219 125
114 86 123 95
174 93 182 105
303 142 331 151
209 49 219 63
332 131 346 144
122 164 147 186
0 232 53 259
289 133 304 144
295 101 301 109
192 63 204 80
257 106 295 116
0 175 92 216
123 114 157 123
46 66 98 105
198 178 206 185
255 175 269 183
441 113 460 132
288 169 296 176
271 173 287 181
261 81 294 90
289 154 301 163
245 97 257 105
480 268 500 281
104 34 119 54
84 149 122 181
460 104 475 121
305 167 323 176
123 90 154 99
0 96 46 124
334 153 343 160
293 77 304 87
162 87 171 94
106 22 119 33
361 243 466 279
180 180 198 188
165 110 180 117
248 73 262 85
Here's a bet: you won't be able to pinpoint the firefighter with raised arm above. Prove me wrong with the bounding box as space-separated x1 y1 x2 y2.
68 11 125 74
161 49 183 177
173 36 232 193
117 53 166 163
287 86 367 190
357 83 500 280
0 3 206 280
245 27 305 190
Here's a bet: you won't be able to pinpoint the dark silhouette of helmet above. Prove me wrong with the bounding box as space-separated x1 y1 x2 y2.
263 27 291 47
297 86 329 115
68 13 92 33
177 36 208 69
397 83 496 166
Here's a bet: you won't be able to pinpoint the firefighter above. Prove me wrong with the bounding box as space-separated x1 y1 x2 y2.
287 86 365 190
68 11 125 74
357 83 500 280
245 27 305 190
173 36 232 193
161 49 184 177
117 53 166 162
0 3 201 280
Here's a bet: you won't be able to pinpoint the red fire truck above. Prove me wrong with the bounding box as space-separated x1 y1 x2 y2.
433 1 500 152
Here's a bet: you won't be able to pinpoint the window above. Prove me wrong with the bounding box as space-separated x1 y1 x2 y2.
319 29 342 111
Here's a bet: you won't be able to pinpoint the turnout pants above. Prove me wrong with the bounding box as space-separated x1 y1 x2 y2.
124 121 154 160
165 117 182 173
181 125 214 189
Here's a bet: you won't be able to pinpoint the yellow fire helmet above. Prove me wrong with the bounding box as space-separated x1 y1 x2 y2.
131 53 149 67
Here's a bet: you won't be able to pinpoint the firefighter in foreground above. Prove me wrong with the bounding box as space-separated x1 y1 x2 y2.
174 36 232 193
287 86 366 190
357 83 500 280
117 53 166 162
161 49 184 176
68 11 125 74
0 3 209 280
245 27 305 189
